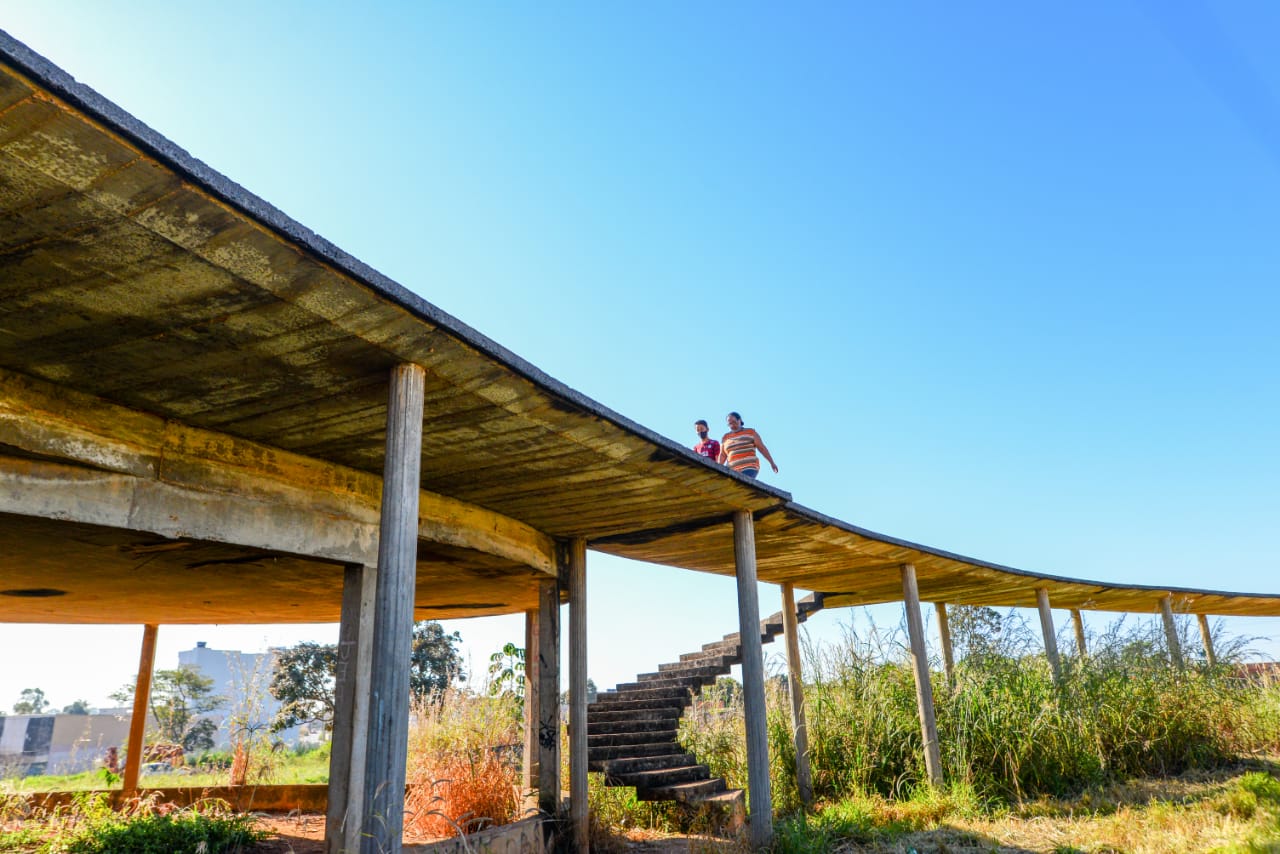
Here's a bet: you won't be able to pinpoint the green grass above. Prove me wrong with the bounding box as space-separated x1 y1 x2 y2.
0 745 331 794
0 792 265 853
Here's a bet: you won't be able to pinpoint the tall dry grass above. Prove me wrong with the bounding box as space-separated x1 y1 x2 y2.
403 688 522 838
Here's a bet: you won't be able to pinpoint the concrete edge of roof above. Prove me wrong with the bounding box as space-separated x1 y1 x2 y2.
783 501 1280 603
0 29 793 506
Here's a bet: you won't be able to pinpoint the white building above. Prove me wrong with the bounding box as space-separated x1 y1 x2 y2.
178 642 301 748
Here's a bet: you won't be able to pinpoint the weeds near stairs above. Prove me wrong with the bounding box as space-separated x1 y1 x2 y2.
625 611 1280 848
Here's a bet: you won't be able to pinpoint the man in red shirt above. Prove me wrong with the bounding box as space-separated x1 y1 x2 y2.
693 419 721 462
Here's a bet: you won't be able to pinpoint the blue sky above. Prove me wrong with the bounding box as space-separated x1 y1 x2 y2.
0 2 1277 710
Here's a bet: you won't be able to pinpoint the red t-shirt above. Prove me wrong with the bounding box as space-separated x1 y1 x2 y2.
694 438 721 461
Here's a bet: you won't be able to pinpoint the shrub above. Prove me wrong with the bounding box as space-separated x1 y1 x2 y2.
403 688 521 838
9 792 264 853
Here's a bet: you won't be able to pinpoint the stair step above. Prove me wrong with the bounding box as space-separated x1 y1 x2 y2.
588 706 680 724
668 653 735 669
588 729 677 748
598 753 696 776
700 788 746 806
638 664 724 683
720 631 773 646
588 718 682 736
615 675 711 692
590 696 690 713
637 777 728 803
588 741 681 763
598 686 695 702
700 641 740 656
798 593 824 614
609 764 710 789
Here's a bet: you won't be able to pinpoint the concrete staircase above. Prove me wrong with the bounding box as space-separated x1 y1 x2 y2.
587 592 825 811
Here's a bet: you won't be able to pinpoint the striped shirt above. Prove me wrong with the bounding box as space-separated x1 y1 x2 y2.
721 428 763 472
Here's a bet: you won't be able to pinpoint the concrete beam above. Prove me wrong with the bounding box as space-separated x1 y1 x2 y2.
901 564 943 786
1197 614 1217 667
734 510 773 849
1071 609 1087 658
781 582 814 807
567 538 588 853
1036 588 1061 682
327 564 376 854
0 367 555 572
934 602 955 688
361 363 425 854
1160 595 1185 671
522 608 539 811
121 624 158 793
537 575 561 822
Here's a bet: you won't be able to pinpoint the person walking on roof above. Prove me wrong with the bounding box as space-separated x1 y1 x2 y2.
693 419 721 462
718 411 778 479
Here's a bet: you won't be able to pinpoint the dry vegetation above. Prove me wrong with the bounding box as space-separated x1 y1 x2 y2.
402 688 523 839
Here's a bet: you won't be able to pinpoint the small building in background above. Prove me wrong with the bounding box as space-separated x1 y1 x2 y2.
0 711 132 777
178 642 302 749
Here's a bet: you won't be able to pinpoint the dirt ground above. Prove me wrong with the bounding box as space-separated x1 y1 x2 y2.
251 814 326 853
251 813 447 853
250 815 734 854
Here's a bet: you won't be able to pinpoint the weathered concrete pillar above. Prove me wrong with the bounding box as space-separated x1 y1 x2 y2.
1035 588 1061 682
522 608 539 808
537 575 561 821
568 538 589 853
1197 614 1217 667
328 564 376 854
934 602 955 688
1160 595 1184 671
901 564 943 786
734 510 773 848
1070 609 1087 658
780 582 814 808
122 623 158 794
361 363 425 854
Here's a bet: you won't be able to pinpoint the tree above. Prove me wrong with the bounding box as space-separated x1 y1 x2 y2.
112 665 225 748
560 677 599 707
948 605 1008 661
269 641 337 733
269 621 465 732
410 621 465 701
13 688 50 715
62 699 91 715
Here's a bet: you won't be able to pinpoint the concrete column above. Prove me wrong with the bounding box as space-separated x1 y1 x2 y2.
522 608 539 807
734 510 773 848
568 538 588 853
901 565 943 786
1197 614 1217 667
1035 588 1061 682
780 583 814 807
328 564 376 854
1160 595 1184 671
122 623 158 793
934 602 955 688
361 363 425 854
537 576 561 820
1070 609 1087 658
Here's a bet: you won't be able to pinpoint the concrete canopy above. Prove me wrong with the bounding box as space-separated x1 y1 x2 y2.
1 32 1277 627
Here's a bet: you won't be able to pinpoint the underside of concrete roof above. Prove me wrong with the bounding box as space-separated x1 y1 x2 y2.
1 30 1277 625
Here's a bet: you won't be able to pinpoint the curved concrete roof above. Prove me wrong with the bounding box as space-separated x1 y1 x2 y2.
1 30 1276 623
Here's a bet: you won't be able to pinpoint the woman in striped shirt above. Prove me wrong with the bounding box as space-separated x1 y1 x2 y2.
717 411 779 479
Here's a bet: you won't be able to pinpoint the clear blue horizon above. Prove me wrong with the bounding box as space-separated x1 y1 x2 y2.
0 2 1276 710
